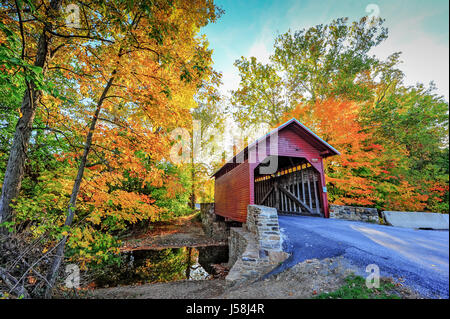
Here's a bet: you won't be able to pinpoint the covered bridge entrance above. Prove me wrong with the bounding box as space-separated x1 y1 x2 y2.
213 118 340 223
254 156 324 216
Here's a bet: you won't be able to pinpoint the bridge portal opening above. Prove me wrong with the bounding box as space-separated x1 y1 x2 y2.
254 156 323 216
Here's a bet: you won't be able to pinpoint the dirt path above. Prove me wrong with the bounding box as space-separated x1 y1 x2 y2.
91 279 229 299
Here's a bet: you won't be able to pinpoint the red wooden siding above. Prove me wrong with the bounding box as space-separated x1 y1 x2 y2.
278 129 321 159
214 160 250 222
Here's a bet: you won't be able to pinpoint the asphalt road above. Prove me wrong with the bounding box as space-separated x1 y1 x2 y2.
269 215 449 298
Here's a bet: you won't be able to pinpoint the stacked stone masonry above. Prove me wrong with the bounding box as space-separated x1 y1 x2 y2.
329 204 380 224
226 205 288 283
200 203 228 242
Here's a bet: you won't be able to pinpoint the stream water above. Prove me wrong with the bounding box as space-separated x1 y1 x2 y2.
93 245 228 287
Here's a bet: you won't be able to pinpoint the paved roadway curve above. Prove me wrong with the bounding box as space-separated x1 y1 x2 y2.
271 215 449 298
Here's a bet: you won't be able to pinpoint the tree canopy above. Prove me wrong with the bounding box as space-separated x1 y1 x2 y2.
232 17 449 213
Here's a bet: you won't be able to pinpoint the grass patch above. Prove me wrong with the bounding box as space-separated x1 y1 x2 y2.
315 275 401 299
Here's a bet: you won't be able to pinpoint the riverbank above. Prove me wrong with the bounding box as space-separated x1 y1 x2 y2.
90 256 421 299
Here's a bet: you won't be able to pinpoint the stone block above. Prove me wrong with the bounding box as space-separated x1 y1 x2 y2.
329 204 380 224
268 251 289 264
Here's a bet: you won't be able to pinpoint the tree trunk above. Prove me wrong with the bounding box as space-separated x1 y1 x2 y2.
0 0 63 228
185 247 192 279
190 166 195 209
44 75 115 298
189 136 195 209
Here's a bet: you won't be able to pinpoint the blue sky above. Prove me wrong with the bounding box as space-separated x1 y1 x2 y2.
201 0 449 100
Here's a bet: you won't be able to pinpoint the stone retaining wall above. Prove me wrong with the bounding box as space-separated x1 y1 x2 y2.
329 204 380 224
227 228 264 280
246 205 282 251
226 205 289 283
200 203 229 242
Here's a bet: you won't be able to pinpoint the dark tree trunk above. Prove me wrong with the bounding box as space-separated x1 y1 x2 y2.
189 136 195 209
0 0 63 228
190 166 195 209
44 75 115 298
185 247 192 279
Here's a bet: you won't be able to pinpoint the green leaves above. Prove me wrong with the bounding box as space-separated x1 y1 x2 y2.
230 17 390 130
0 23 60 100
363 83 449 212
315 275 401 299
272 17 387 103
230 56 286 127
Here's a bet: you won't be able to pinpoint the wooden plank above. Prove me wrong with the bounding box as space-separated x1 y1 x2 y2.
301 166 306 206
255 162 324 217
293 186 296 212
287 186 292 211
312 171 321 215
294 172 299 212
258 185 274 205
278 185 316 215
258 181 261 204
291 177 297 212
271 178 274 207
296 170 301 212
291 175 296 212
288 176 292 212
307 169 312 210
274 181 280 210
284 175 291 212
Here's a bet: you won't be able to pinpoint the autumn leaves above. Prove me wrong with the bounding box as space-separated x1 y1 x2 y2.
0 0 221 297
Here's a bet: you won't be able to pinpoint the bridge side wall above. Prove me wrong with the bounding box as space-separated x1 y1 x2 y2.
214 161 250 223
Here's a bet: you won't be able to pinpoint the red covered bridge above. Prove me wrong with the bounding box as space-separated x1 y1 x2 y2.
212 118 340 223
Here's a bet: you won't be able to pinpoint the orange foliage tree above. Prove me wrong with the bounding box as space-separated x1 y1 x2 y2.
282 98 448 212
43 1 221 292
282 99 384 206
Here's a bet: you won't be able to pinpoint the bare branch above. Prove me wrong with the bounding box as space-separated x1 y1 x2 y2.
46 29 115 43
0 267 30 299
